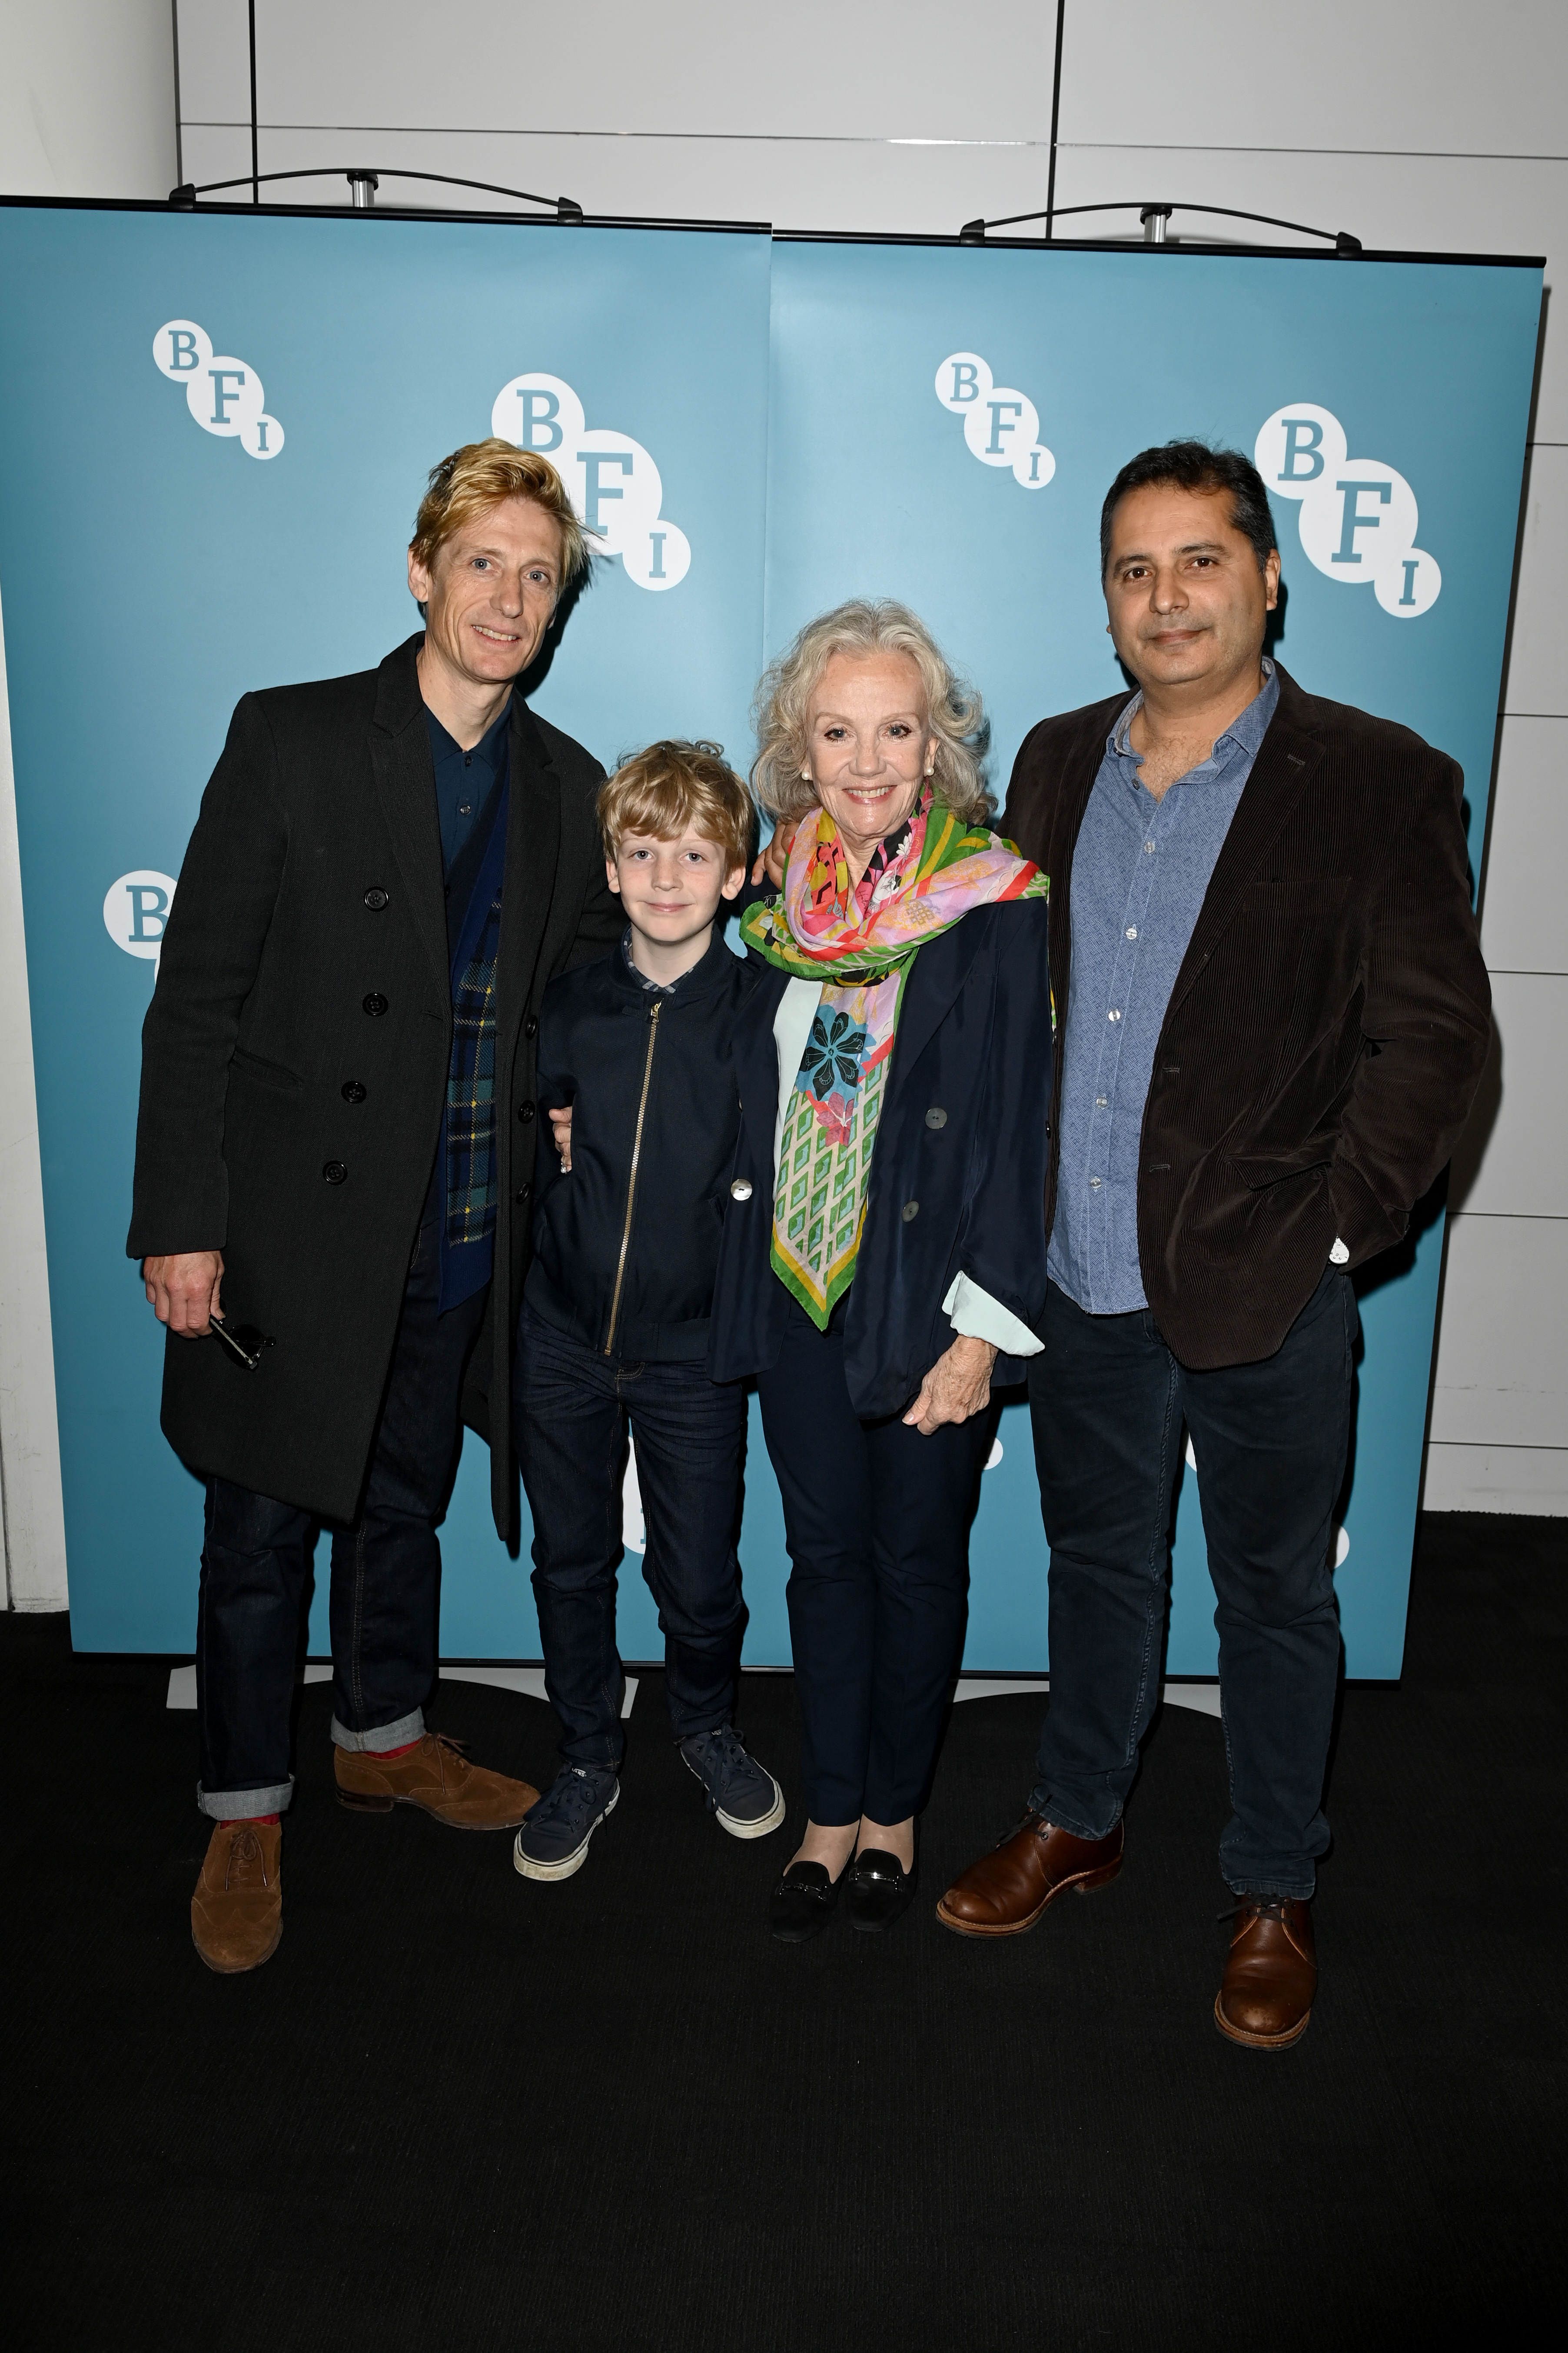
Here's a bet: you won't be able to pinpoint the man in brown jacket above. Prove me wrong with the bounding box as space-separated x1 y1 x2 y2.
935 441 1491 2047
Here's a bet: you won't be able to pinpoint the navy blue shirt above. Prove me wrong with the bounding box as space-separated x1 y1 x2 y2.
425 698 512 877
1047 660 1279 1315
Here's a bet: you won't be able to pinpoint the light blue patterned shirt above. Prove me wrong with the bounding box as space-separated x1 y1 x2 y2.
1047 660 1279 1315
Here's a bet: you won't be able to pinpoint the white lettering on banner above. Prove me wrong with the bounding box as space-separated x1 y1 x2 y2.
491 373 690 592
934 351 1055 492
152 320 284 461
1255 403 1440 617
104 870 177 971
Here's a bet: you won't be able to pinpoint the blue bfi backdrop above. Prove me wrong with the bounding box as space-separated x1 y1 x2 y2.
0 204 1539 1674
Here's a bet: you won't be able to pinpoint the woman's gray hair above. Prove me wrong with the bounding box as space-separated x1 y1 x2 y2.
751 600 992 826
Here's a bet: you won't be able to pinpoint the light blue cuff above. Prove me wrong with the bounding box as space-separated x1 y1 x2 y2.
942 1271 1043 1358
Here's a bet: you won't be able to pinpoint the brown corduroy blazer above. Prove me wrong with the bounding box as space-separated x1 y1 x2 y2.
999 661 1492 1368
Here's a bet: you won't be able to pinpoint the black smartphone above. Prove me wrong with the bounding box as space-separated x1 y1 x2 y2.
209 1315 271 1371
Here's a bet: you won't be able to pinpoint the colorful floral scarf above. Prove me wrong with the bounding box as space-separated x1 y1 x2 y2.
739 789 1046 1327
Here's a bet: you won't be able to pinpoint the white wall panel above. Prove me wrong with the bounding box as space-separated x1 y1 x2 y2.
0 0 176 198
1428 1212 1568 1448
246 0 1057 145
1449 974 1568 1215
1058 2 1568 162
1423 1441 1568 1513
1479 717 1568 972
1500 443 1568 715
170 0 250 124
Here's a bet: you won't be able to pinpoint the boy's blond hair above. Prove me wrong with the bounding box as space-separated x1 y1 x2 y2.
598 741 757 870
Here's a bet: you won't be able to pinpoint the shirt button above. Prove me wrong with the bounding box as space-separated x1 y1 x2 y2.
730 1178 754 1201
362 886 390 912
1108 1009 1122 1022
362 992 389 1016
1096 1095 1107 1107
1144 841 1155 853
458 802 472 817
901 1200 920 1222
1126 926 1137 939
924 1107 948 1129
322 1161 348 1185
341 1080 367 1104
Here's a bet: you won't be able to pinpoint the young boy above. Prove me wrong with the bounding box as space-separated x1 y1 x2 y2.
512 740 784 1881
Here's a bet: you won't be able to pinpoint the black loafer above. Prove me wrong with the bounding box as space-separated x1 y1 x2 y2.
770 1859 840 1944
844 1847 918 1934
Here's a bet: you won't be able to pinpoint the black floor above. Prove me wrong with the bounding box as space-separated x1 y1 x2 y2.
5 1512 1565 2351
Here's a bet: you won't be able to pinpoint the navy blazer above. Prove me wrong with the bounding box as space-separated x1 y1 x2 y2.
708 897 1053 1418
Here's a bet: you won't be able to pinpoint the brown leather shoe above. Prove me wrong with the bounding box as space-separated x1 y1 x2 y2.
334 1733 538 1829
1214 1894 1317 2048
937 1812 1123 1937
191 1820 282 1974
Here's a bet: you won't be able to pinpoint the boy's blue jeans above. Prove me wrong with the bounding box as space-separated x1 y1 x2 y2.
513 1301 749 1770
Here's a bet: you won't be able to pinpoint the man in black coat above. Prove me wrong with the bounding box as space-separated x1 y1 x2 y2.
937 442 1491 2047
130 439 621 1972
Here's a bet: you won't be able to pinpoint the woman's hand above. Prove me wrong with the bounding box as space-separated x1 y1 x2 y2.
903 1335 998 1434
751 817 797 889
549 1108 572 1171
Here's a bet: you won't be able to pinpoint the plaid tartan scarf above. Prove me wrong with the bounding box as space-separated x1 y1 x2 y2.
739 789 1046 1328
445 881 504 1251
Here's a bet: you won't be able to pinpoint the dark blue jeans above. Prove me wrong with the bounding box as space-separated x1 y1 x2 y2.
757 1295 992 1827
1028 1268 1357 1898
194 1218 487 1819
513 1301 749 1770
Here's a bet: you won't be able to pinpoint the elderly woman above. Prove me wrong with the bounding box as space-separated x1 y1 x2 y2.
709 600 1052 1941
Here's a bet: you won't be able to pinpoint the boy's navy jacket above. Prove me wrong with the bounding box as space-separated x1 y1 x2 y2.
708 897 1053 1417
527 930 763 1362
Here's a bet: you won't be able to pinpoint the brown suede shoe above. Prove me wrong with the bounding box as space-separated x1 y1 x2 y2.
334 1733 538 1829
937 1812 1123 1937
191 1820 282 1974
1214 1894 1317 2049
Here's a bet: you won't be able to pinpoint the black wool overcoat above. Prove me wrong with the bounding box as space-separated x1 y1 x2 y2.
1000 659 1492 1368
128 632 621 1532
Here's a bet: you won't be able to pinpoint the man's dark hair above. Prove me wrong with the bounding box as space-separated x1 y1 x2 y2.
1100 440 1278 577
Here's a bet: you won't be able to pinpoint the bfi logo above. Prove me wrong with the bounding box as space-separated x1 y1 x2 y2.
491 373 689 591
104 870 178 971
152 320 283 461
1255 403 1439 617
934 352 1055 492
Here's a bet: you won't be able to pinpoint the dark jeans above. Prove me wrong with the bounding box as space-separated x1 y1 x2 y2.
513 1301 749 1770
757 1295 991 1827
194 1218 487 1819
1028 1267 1357 1898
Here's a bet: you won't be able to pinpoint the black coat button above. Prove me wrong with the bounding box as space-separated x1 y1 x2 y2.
322 1161 348 1185
517 1101 535 1123
362 887 390 912
362 992 388 1016
924 1107 948 1129
901 1199 920 1222
341 1080 367 1104
525 1014 539 1040
515 1183 532 1205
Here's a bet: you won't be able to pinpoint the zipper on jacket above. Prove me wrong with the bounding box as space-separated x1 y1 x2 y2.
604 1000 662 1355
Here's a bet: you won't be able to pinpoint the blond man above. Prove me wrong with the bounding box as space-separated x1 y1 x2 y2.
512 744 784 1882
130 441 622 1971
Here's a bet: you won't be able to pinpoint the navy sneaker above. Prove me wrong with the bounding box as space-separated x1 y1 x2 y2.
678 1725 786 1839
512 1764 619 1883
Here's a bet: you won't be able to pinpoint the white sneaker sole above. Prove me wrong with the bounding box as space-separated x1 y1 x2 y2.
512 1784 618 1882
714 1774 787 1840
